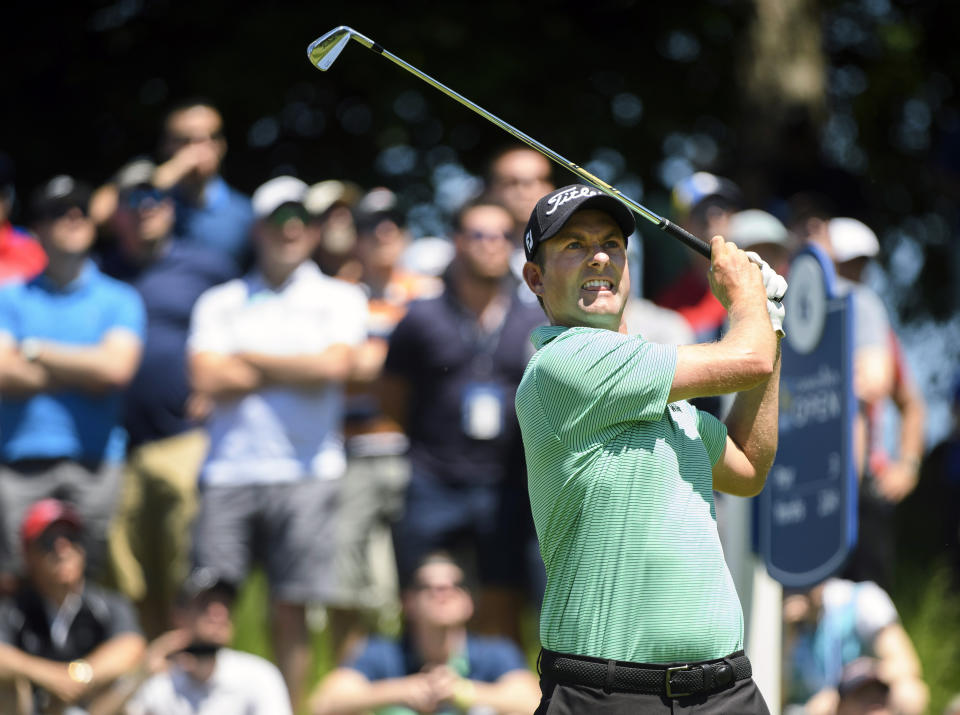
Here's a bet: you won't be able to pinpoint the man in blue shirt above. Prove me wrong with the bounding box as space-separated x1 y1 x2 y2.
99 158 239 637
152 100 254 266
311 553 540 714
0 175 145 586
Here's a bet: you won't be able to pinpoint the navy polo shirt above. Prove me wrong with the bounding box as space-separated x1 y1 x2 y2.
348 633 529 684
173 176 254 265
0 262 146 463
384 281 544 486
100 241 240 446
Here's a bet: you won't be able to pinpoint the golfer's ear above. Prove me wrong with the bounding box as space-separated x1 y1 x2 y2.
523 262 544 297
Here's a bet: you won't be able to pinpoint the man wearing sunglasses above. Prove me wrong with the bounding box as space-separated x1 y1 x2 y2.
188 175 368 710
0 176 146 591
0 498 145 714
99 159 240 640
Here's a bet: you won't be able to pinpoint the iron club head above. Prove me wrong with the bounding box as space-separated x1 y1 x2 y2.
307 26 354 71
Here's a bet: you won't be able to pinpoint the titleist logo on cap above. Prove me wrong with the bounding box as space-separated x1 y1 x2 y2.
545 186 600 215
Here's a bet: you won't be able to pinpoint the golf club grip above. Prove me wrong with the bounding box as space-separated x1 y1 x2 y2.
659 219 711 258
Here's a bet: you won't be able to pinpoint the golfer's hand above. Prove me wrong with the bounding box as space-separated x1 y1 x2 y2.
707 236 767 318
744 251 788 338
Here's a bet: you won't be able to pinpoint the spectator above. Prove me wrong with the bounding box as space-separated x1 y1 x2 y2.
486 145 555 237
0 152 46 285
98 158 239 639
304 179 363 279
725 208 794 276
152 100 254 265
310 553 540 715
381 196 544 642
328 188 442 661
0 175 145 585
121 568 291 715
783 578 928 715
187 175 367 709
657 171 743 342
0 499 145 714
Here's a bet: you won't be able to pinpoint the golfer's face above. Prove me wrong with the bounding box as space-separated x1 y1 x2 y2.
537 209 629 330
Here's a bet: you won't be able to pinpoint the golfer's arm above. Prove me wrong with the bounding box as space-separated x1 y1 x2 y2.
240 343 355 387
667 300 776 403
713 340 781 497
310 669 412 715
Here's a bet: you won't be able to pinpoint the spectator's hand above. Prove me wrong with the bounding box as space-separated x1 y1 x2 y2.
35 662 90 705
805 687 839 715
874 459 919 503
185 391 214 422
393 672 444 713
744 251 788 337
144 628 193 675
423 664 460 704
782 594 812 624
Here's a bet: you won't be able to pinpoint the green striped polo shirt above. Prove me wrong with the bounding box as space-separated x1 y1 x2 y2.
516 325 742 664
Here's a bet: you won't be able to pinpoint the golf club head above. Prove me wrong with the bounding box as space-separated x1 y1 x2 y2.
307 26 354 71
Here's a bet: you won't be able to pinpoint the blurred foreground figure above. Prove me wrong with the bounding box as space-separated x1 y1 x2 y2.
152 100 253 265
0 499 145 714
122 569 290 715
783 578 927 715
0 176 145 586
188 176 367 710
100 159 238 638
311 553 540 715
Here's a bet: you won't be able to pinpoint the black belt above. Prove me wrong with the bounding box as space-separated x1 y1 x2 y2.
539 648 752 698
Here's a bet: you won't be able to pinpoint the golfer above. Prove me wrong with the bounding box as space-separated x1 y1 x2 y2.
516 184 785 714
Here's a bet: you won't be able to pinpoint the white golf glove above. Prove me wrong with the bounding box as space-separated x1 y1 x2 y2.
745 251 788 338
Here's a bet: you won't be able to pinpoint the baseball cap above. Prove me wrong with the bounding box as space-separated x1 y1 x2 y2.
829 217 879 263
20 499 83 548
353 187 404 233
251 175 308 219
113 158 157 194
523 184 635 261
727 209 789 249
671 172 742 221
29 175 92 222
304 179 362 218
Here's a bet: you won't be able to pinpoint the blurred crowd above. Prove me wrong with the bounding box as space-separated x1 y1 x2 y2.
0 99 955 714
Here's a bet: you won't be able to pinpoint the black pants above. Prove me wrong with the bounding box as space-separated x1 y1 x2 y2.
535 668 771 714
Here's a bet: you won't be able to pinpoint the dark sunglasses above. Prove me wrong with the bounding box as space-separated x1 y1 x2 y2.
124 187 169 210
33 526 82 553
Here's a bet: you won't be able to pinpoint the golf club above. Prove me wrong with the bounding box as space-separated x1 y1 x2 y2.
307 25 711 258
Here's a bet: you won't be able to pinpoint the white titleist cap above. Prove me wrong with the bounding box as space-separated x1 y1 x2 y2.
829 217 879 262
252 175 308 219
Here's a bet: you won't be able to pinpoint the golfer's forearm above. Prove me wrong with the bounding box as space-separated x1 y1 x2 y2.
724 340 781 480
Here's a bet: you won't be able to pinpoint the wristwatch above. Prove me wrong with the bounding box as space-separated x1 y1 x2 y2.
67 659 94 685
20 337 43 363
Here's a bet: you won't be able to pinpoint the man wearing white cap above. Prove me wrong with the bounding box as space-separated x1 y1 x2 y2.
828 217 926 591
187 176 368 708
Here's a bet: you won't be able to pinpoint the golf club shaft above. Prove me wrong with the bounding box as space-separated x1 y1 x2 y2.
315 28 711 258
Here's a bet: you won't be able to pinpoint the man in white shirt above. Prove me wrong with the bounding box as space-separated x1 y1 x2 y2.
187 176 368 710
125 568 291 715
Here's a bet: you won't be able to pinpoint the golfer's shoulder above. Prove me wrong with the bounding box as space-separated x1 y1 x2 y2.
531 326 627 379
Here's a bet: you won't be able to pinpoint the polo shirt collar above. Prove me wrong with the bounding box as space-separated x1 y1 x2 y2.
247 260 321 294
34 258 98 293
531 324 570 350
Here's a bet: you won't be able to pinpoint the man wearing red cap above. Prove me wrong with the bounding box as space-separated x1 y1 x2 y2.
0 499 145 713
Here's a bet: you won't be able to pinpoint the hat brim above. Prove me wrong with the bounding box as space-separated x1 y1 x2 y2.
540 193 636 244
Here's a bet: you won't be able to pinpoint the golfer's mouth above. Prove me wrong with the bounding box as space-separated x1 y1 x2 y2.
581 279 614 292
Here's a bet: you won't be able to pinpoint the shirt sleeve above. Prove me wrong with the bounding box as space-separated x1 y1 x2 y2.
345 638 393 680
187 284 236 354
851 285 891 351
106 283 147 341
383 307 423 379
468 637 530 682
100 591 142 638
250 660 294 715
696 407 729 466
533 329 676 447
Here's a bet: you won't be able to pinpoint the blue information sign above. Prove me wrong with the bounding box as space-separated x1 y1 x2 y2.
758 245 858 589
